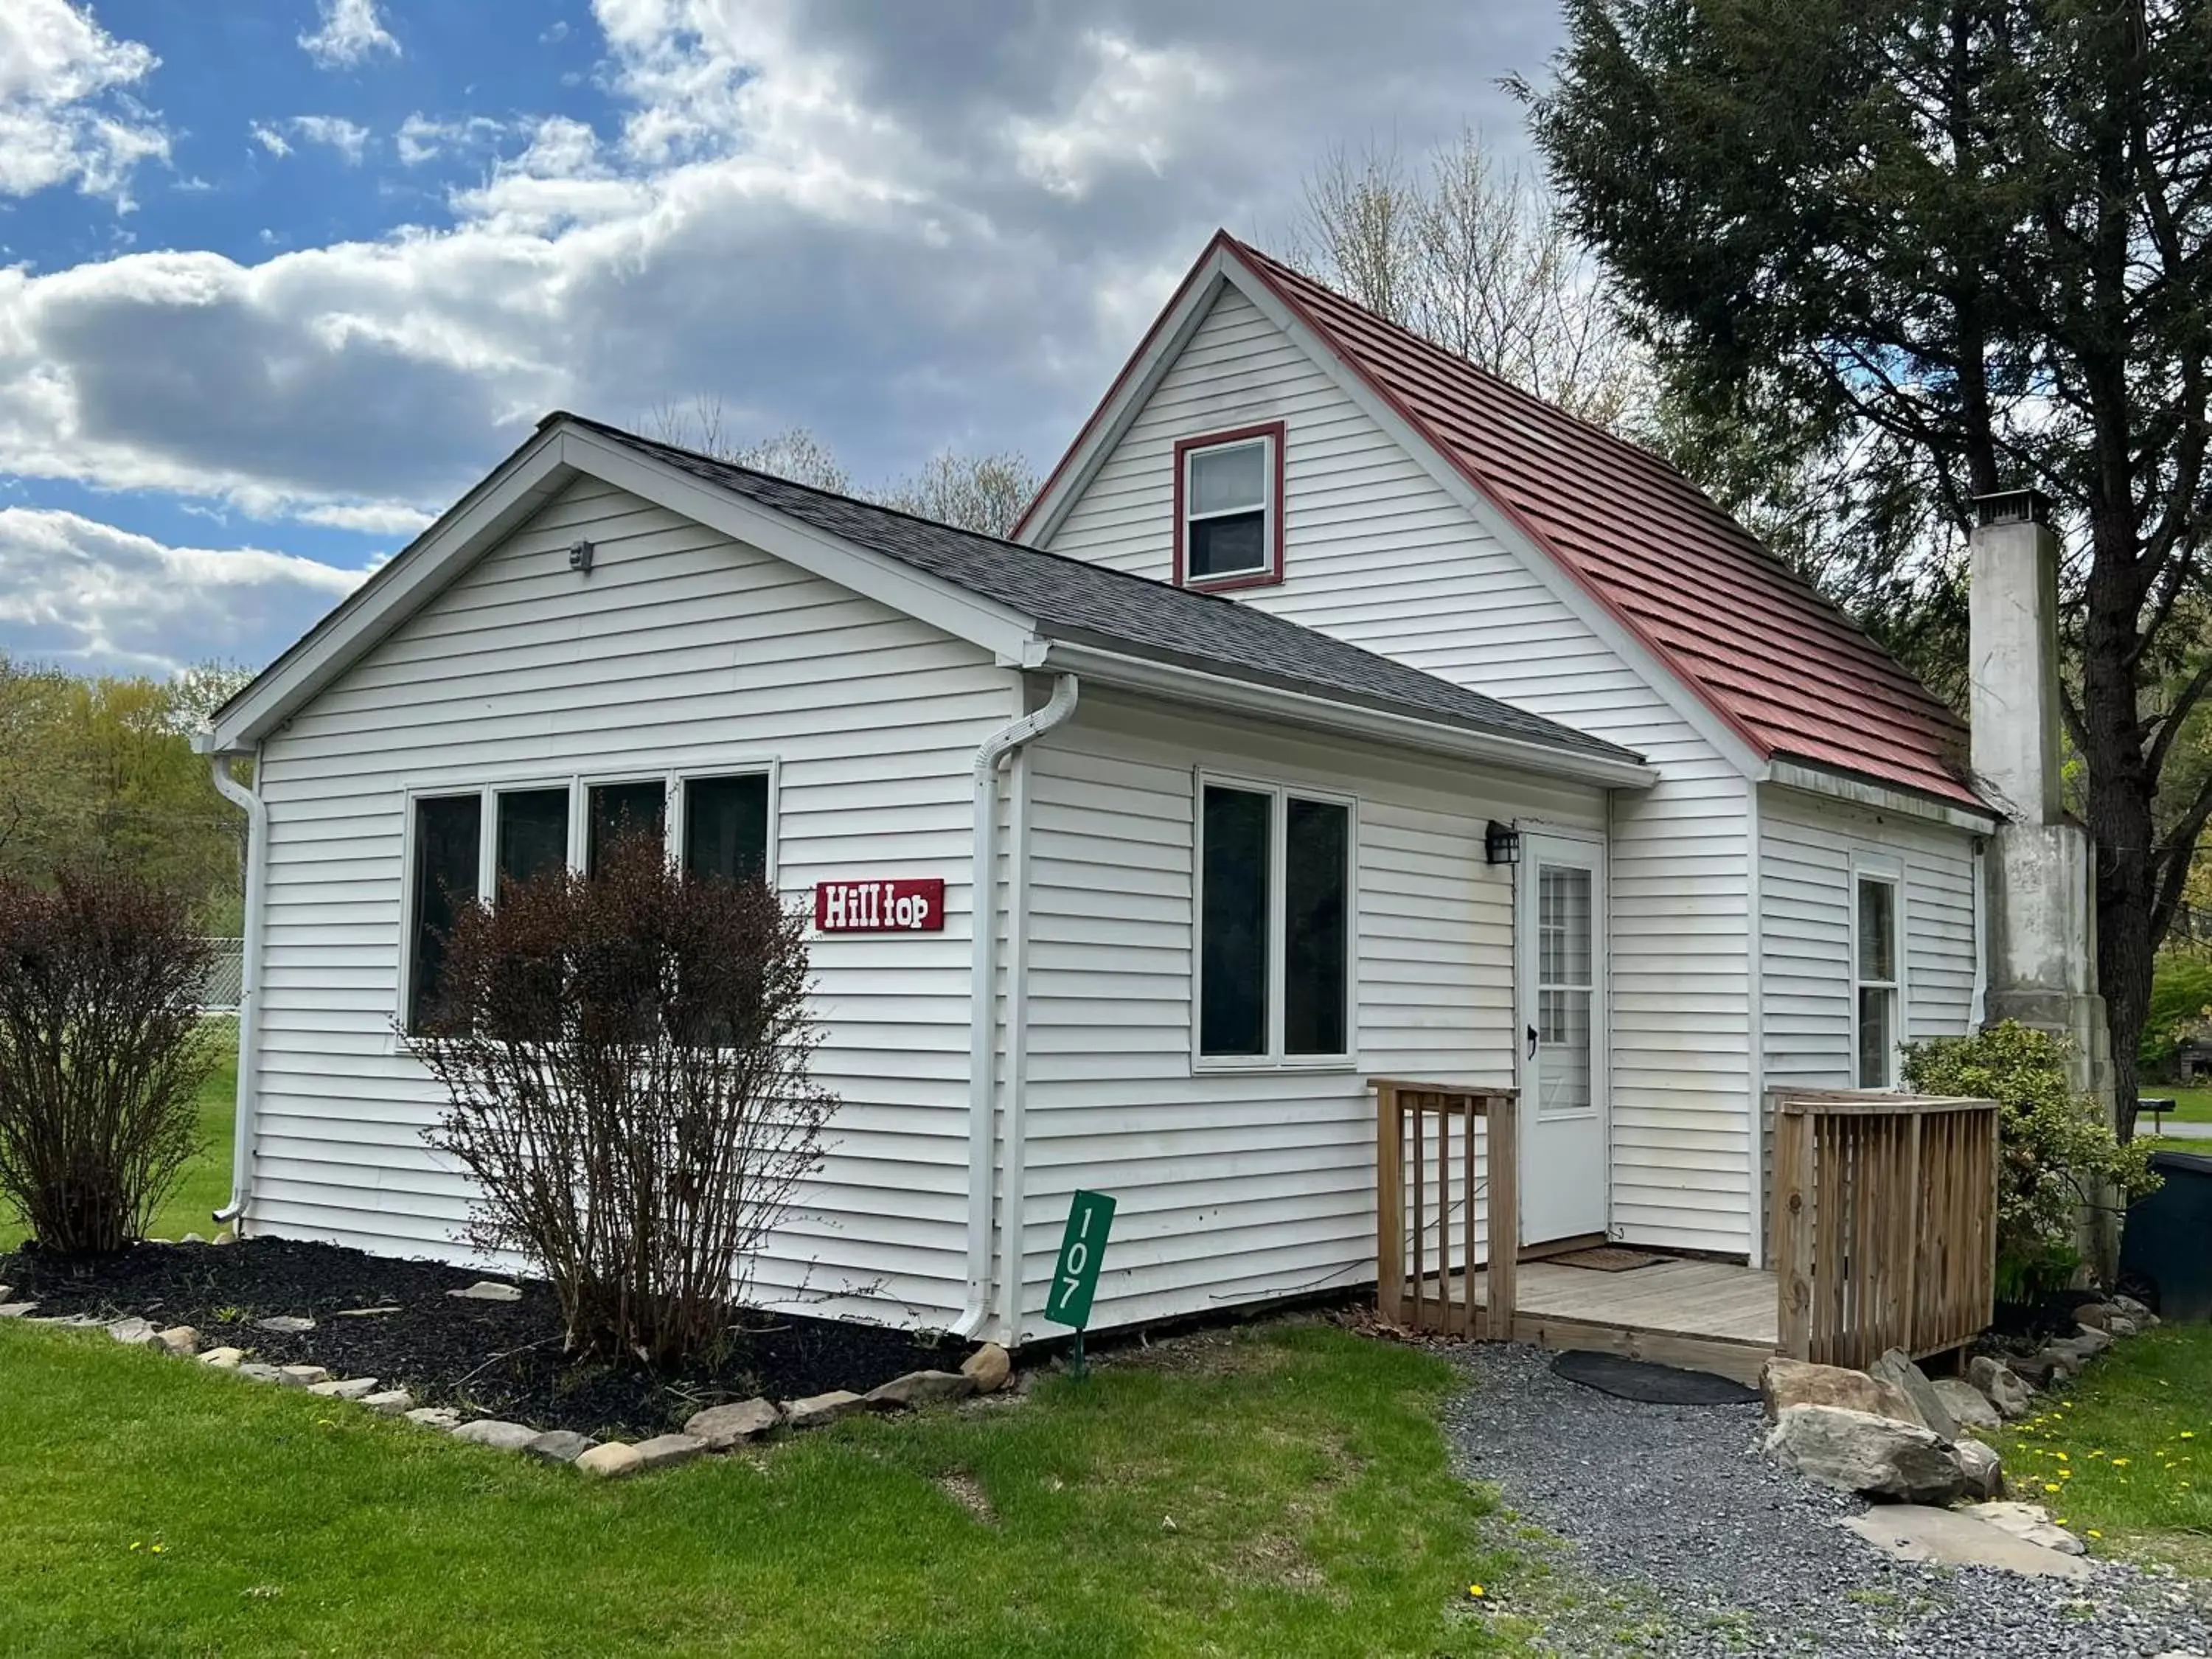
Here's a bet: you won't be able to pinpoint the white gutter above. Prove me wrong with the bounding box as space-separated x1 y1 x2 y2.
952 672 1080 1339
204 745 268 1228
1033 641 1658 792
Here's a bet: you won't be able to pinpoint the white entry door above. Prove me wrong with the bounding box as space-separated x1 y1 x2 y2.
1516 833 1609 1247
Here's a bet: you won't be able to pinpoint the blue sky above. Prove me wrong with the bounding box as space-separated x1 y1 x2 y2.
0 0 1559 676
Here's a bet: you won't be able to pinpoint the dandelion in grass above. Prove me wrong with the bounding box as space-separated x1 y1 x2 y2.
2113 1458 2131 1467
2045 1483 2062 1493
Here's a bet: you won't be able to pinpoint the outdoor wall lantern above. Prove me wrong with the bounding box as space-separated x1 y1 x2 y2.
1484 821 1522 866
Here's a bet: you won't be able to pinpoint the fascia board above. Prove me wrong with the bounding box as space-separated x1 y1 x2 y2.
1767 759 2000 834
1037 640 1659 791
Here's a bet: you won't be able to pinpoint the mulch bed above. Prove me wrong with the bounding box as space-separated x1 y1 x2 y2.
0 1237 970 1440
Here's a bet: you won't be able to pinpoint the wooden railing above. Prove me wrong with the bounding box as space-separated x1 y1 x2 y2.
1770 1091 2000 1370
1373 1079 1520 1339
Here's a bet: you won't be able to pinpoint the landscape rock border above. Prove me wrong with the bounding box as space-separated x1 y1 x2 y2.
11 1293 1019 1481
1759 1292 2163 1575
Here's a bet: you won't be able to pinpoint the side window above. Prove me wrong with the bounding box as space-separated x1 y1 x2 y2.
1200 785 1272 1057
408 793 482 1034
682 773 770 883
1284 796 1349 1056
1176 425 1282 588
1854 872 1901 1088
1197 779 1352 1064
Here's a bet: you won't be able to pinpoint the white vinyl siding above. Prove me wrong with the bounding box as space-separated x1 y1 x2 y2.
1014 688 1607 1338
1759 783 1980 1091
1040 285 1756 1256
249 475 1014 1326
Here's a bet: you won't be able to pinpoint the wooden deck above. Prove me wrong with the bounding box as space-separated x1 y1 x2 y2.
1424 1257 1781 1385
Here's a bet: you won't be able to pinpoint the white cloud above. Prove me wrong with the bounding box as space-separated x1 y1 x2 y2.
0 507 364 675
295 500 434 535
0 0 1554 543
285 114 372 164
0 0 168 206
250 122 291 159
298 0 399 69
1009 32 1226 200
395 113 511 167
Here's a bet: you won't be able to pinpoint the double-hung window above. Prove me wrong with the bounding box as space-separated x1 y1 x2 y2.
1854 866 1902 1088
1197 778 1353 1065
403 765 773 1034
1175 423 1282 589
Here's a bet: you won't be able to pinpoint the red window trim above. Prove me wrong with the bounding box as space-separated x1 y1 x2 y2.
1172 421 1286 592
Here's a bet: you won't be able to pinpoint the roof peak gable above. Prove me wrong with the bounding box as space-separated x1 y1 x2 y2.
1021 229 1982 812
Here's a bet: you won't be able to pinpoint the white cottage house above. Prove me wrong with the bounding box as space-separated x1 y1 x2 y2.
203 232 2075 1359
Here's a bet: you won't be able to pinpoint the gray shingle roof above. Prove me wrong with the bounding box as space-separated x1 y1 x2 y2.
570 415 1642 769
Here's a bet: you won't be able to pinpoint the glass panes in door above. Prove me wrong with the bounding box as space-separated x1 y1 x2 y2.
1536 863 1594 1117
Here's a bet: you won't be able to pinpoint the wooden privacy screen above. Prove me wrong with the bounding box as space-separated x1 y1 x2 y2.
1371 1079 1520 1340
1770 1091 2000 1371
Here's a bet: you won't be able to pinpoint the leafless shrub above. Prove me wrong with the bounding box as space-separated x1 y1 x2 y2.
411 833 836 1366
0 868 215 1253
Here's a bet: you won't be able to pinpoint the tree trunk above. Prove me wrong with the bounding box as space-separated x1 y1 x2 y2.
2083 503 2152 1141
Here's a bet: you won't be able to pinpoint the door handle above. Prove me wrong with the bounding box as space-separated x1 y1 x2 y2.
1526 1023 1539 1060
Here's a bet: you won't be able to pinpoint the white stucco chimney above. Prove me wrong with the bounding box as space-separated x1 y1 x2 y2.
1969 489 2110 1102
1969 490 2064 826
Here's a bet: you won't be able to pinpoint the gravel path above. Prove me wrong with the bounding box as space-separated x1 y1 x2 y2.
1444 1343 2212 1657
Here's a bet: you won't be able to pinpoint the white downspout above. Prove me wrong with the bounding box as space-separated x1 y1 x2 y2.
207 746 268 1228
952 672 1079 1340
994 742 1040 1343
1970 838 1989 1028
1745 787 1766 1270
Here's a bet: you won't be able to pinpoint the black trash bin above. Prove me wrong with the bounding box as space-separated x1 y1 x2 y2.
2118 1150 2212 1321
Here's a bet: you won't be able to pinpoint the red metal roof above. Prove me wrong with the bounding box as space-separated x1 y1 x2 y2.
1096 234 1982 810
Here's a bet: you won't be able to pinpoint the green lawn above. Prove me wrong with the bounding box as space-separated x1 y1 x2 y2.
1994 1324 2212 1575
0 1318 1535 1658
0 1020 236 1255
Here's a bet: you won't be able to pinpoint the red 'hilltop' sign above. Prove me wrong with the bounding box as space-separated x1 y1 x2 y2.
814 878 946 933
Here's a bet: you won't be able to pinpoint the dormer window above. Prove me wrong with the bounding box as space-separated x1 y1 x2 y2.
1175 422 1284 590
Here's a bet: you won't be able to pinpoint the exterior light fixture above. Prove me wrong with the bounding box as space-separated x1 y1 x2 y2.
567 539 595 574
1485 820 1521 866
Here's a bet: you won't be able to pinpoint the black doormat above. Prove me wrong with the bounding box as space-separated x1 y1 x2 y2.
1551 1349 1759 1405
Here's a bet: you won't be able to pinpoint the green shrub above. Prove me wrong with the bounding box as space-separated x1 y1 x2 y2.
2139 955 2212 1078
1901 1021 2160 1301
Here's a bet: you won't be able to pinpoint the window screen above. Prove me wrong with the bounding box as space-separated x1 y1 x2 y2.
587 780 667 874
408 793 481 1033
683 773 770 883
1200 785 1271 1057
